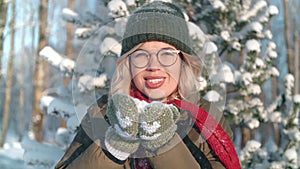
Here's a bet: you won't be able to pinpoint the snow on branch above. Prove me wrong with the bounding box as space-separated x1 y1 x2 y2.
55 127 75 149
268 5 279 16
40 95 75 118
40 95 80 132
294 95 300 104
62 8 80 23
75 26 99 39
233 22 264 39
77 74 108 92
108 0 129 18
188 21 206 40
208 0 227 12
239 1 268 22
40 96 54 110
239 140 269 167
245 39 261 54
204 90 221 102
100 37 122 55
39 46 75 76
284 74 295 97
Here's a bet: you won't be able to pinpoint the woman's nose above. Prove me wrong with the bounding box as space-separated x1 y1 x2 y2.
146 55 161 70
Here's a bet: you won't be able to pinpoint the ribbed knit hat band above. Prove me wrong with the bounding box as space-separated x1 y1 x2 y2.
121 1 192 55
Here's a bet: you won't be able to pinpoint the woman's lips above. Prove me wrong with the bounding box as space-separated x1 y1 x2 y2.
144 77 165 89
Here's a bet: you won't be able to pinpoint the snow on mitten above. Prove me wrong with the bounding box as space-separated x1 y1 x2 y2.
139 102 180 151
105 94 140 160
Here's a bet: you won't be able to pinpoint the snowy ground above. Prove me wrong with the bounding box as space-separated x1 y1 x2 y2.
0 128 61 169
0 132 38 169
0 142 35 169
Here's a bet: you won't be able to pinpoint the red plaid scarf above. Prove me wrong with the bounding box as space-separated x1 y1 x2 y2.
131 90 241 169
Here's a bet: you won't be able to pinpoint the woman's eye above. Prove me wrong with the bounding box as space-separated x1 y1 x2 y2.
161 51 176 57
133 52 148 58
162 52 172 55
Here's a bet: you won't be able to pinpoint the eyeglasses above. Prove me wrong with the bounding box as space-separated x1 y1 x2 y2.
129 48 181 68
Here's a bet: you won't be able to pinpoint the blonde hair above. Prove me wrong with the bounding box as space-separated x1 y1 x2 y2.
109 44 143 96
110 44 202 104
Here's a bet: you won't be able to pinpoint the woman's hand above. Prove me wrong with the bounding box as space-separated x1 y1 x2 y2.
105 94 181 158
105 94 140 160
139 102 180 151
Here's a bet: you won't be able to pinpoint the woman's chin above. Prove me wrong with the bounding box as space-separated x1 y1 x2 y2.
144 90 168 102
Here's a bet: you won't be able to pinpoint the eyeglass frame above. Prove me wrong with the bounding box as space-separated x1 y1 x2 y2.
128 47 182 68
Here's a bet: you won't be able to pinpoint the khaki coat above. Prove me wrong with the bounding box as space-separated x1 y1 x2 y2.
55 95 233 169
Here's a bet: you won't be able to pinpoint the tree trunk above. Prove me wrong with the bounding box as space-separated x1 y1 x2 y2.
266 1 280 146
18 2 27 141
60 0 75 128
0 1 15 148
0 1 8 85
294 31 299 94
294 32 300 94
63 0 75 87
66 0 75 59
241 127 251 148
283 0 294 75
32 0 48 142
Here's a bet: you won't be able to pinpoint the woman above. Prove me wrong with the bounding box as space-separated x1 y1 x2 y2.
55 1 241 169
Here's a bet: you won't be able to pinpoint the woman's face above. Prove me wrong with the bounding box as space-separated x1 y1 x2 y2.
130 41 181 102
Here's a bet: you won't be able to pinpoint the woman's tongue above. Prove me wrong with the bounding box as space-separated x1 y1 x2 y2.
145 78 165 89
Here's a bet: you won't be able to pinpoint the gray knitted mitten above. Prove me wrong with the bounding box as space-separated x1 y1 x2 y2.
105 94 140 160
139 101 180 151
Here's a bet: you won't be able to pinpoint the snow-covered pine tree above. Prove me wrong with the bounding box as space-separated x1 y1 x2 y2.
178 0 299 168
238 74 300 168
182 0 280 129
22 0 128 167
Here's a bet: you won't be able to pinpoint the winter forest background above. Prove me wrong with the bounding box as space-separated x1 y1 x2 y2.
0 0 299 168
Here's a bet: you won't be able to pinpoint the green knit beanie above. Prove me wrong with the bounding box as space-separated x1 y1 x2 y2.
121 1 192 55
